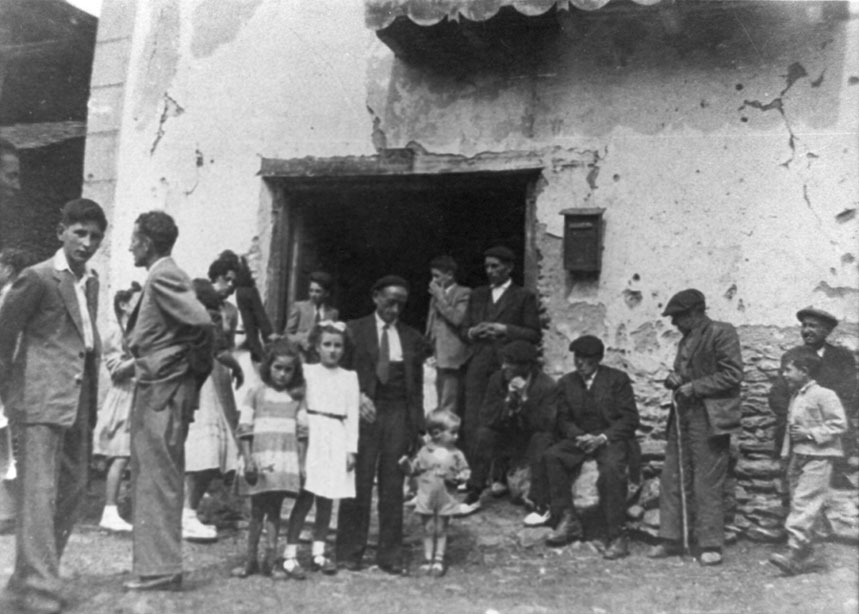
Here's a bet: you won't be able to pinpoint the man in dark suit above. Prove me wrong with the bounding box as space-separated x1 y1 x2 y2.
0 199 106 614
459 340 556 515
336 275 428 574
461 246 541 473
425 255 471 414
769 307 857 463
650 289 743 566
535 336 638 560
123 211 214 591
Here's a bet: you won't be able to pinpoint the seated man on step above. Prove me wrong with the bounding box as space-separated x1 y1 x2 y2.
531 335 638 560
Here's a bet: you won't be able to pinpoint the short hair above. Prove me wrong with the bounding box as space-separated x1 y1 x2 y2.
207 255 239 283
192 278 221 311
113 281 142 326
60 198 107 233
309 271 333 292
782 346 822 379
219 250 256 288
425 409 461 434
135 210 178 255
0 247 37 277
429 255 457 275
259 338 304 390
0 138 18 159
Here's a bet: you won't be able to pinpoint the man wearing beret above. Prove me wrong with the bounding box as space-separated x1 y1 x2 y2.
336 275 428 574
533 336 639 559
458 340 556 515
461 246 541 477
768 308 857 470
650 289 743 566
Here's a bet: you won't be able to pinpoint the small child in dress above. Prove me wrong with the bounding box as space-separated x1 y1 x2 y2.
769 346 848 576
93 282 141 532
233 339 305 577
281 321 359 579
398 409 470 577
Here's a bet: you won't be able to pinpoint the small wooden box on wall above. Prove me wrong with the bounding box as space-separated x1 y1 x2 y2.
559 208 605 274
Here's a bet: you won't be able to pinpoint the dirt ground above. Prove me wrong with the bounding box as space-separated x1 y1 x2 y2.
1 479 856 614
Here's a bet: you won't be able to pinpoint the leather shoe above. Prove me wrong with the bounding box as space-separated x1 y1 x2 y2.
377 563 408 576
545 509 583 547
603 535 630 560
338 559 362 572
769 546 811 576
123 573 183 591
647 541 683 559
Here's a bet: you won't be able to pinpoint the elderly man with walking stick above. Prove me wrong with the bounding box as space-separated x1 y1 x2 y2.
649 289 743 566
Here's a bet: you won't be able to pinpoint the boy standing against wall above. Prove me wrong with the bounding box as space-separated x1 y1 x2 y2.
769 346 848 576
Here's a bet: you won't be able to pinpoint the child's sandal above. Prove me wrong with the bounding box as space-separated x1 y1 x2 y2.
418 560 433 576
430 558 446 578
311 555 338 575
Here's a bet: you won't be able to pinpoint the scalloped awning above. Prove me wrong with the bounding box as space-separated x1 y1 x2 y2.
366 0 664 30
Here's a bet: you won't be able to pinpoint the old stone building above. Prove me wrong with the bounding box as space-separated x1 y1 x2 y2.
83 0 858 540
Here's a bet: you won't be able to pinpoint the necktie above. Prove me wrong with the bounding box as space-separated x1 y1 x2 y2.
377 324 390 384
314 308 321 325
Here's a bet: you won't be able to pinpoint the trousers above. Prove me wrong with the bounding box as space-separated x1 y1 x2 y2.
785 454 833 549
467 426 554 499
130 377 194 576
658 401 730 549
336 397 409 569
4 393 90 610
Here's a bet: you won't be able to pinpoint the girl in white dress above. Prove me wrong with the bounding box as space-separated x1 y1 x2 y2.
282 321 358 578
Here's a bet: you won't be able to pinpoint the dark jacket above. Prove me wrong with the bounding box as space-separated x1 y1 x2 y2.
345 314 429 439
769 342 858 453
480 368 557 433
674 316 744 436
556 365 639 443
462 283 541 370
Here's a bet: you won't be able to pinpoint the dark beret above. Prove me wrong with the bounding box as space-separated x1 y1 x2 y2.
662 288 706 317
796 306 837 329
372 275 409 293
484 246 515 264
500 340 538 364
569 335 604 358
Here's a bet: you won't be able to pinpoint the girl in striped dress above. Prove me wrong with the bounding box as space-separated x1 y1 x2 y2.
232 340 305 577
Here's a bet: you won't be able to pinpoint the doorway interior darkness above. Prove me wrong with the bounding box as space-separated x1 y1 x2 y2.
267 170 538 333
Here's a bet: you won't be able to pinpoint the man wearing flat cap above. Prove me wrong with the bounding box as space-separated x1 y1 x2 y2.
336 275 428 574
769 307 857 472
461 246 541 482
458 340 556 515
650 289 743 566
531 336 638 559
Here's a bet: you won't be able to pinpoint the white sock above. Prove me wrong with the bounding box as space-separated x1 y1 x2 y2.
284 544 297 560
312 541 325 557
101 505 117 519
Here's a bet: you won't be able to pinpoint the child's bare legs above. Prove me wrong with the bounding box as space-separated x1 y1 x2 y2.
104 457 128 507
283 489 314 578
434 516 450 564
99 457 132 531
311 497 335 573
421 514 449 577
420 514 436 570
183 469 218 538
261 492 285 574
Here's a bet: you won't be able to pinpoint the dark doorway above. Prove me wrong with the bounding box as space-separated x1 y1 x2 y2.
269 170 536 332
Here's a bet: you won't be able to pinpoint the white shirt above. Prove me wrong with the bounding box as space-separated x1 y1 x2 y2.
53 249 96 351
491 278 512 303
375 312 403 362
581 367 598 391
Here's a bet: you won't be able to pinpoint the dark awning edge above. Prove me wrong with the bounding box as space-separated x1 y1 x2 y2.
365 0 666 30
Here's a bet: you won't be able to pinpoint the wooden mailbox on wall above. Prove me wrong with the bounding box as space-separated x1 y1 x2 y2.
560 208 605 273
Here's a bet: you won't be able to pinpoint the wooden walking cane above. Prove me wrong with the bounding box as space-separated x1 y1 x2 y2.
670 392 690 558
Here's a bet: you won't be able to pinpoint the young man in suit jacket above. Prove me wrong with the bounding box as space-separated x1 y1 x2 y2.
123 211 214 591
461 246 541 480
336 275 428 574
284 271 339 358
651 289 743 566
425 255 471 415
0 199 106 614
535 336 639 560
